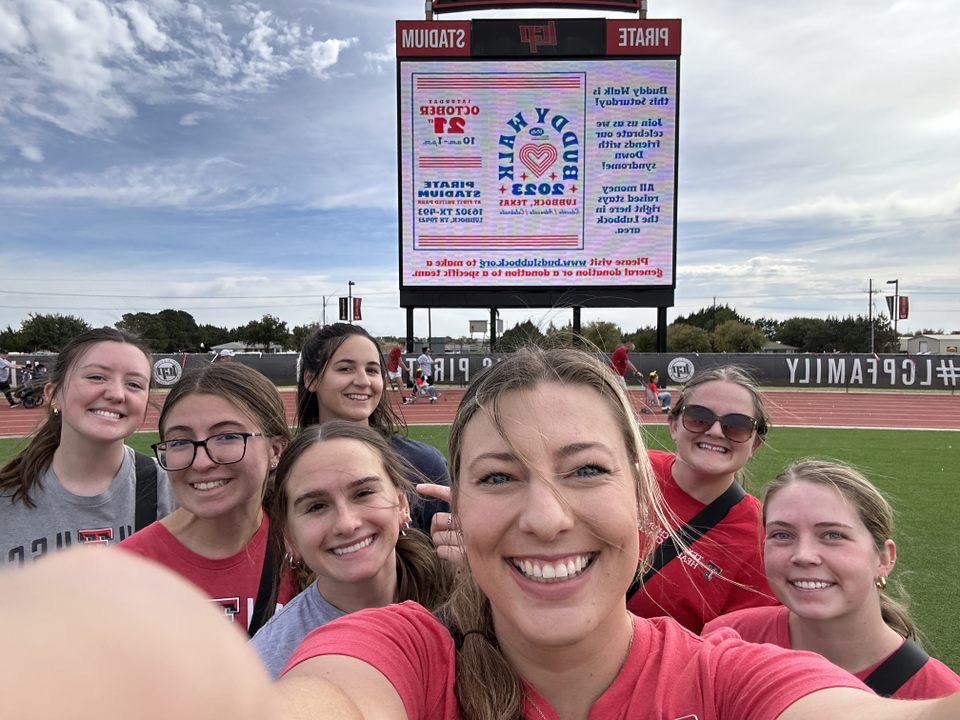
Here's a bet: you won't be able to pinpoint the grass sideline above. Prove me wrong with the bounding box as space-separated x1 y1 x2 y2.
1 425 956 671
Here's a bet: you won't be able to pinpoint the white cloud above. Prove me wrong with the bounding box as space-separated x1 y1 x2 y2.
19 143 43 162
0 156 280 209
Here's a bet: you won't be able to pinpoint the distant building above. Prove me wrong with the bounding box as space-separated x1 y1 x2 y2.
211 341 286 354
905 334 960 354
761 340 798 354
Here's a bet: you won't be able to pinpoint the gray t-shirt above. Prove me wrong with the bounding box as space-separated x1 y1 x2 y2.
0 445 175 567
250 583 346 679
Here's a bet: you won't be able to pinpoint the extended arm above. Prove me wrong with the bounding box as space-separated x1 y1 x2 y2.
278 656 407 720
779 688 959 720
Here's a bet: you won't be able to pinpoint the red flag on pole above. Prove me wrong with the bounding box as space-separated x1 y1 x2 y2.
353 297 362 321
898 296 909 320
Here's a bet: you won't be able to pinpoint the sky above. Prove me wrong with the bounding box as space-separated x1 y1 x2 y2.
1 0 958 341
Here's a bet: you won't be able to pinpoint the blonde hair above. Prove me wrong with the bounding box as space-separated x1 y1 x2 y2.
441 346 666 720
763 459 915 638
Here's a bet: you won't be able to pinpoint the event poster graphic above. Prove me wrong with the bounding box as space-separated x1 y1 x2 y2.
399 59 678 288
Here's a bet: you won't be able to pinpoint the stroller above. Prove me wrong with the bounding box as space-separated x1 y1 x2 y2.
12 377 47 408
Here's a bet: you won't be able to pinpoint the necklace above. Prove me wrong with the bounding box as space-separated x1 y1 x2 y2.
523 615 636 720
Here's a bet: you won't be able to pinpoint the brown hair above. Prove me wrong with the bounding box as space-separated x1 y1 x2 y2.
763 459 915 639
0 328 153 507
295 323 404 437
159 363 291 505
441 346 666 720
266 421 453 616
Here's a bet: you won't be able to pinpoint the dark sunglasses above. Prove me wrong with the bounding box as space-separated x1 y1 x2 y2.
679 404 758 443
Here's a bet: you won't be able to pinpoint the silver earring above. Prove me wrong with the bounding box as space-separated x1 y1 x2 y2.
284 553 301 570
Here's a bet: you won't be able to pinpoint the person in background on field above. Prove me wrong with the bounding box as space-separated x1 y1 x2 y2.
0 329 175 567
412 368 438 403
1 349 24 407
216 348 236 362
386 342 405 392
609 341 638 389
271 347 960 719
416 346 435 384
703 459 960 699
626 365 778 632
250 421 453 678
120 363 295 636
646 369 672 412
297 324 449 535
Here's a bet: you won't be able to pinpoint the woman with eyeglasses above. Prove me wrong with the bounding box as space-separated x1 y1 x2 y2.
120 363 295 636
626 365 778 632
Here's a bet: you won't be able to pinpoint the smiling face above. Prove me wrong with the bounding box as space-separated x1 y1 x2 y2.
455 381 640 652
306 335 384 425
763 480 895 624
668 380 762 481
160 393 282 520
282 438 408 604
47 341 151 446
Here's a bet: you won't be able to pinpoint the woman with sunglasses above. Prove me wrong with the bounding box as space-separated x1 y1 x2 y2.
120 363 295 636
626 365 778 632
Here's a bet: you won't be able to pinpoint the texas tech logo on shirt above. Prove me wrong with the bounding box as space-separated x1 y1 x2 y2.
213 597 241 622
77 527 114 545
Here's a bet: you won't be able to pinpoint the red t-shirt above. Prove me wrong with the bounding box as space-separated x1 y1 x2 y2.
284 601 869 720
120 514 294 632
704 605 960 700
610 346 629 376
627 450 777 633
387 346 402 373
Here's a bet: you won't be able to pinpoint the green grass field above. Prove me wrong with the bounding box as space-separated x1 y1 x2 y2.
2 425 957 670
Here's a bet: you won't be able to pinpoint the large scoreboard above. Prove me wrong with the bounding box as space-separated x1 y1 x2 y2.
397 17 681 310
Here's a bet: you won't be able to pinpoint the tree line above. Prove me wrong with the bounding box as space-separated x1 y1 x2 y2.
0 311 312 354
0 305 925 354
498 304 908 354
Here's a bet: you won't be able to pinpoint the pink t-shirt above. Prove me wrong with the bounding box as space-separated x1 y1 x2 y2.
120 514 294 632
704 605 960 700
627 450 777 633
284 601 869 720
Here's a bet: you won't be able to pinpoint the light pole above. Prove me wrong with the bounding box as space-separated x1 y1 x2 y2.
886 279 899 340
347 281 355 324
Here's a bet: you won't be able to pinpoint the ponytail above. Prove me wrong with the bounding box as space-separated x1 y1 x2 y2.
440 576 523 720
0 415 62 508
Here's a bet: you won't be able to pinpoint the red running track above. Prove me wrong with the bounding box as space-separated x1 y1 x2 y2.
1 388 958 439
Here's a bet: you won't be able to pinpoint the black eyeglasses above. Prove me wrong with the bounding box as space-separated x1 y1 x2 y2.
679 405 757 443
151 432 264 471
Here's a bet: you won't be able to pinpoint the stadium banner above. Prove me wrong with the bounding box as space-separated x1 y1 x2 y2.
43 353 953 391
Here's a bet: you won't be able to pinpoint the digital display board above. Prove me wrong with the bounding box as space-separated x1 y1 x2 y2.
397 19 680 309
